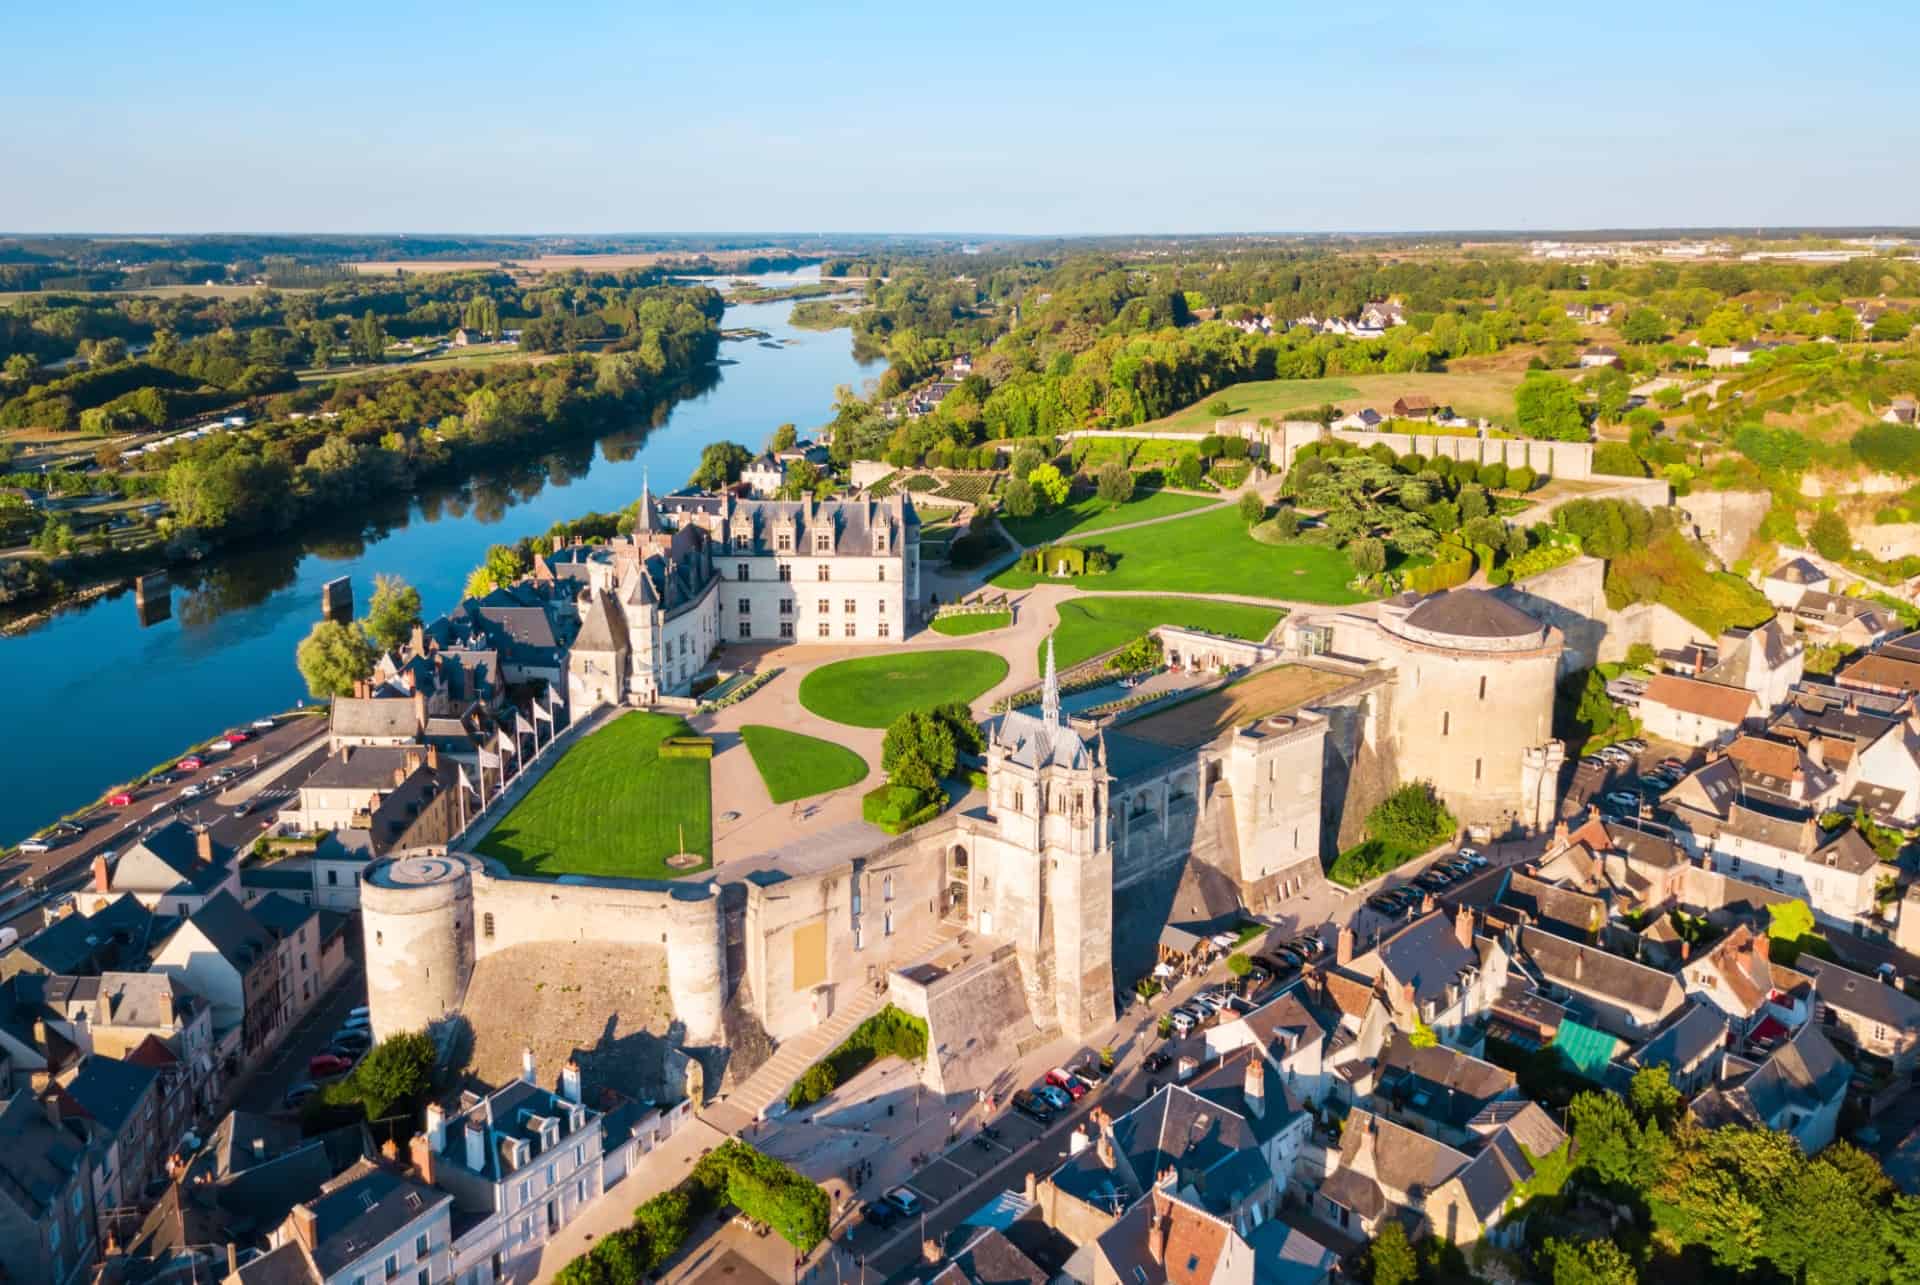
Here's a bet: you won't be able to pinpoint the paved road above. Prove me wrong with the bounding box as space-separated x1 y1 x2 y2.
236 957 368 1116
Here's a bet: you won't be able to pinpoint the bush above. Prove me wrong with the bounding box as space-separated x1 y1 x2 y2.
788 1006 928 1108
1107 633 1164 674
658 736 714 759
1592 441 1649 477
694 1141 831 1253
1366 781 1457 852
861 783 944 834
1404 542 1472 593
1226 952 1252 977
1852 422 1920 476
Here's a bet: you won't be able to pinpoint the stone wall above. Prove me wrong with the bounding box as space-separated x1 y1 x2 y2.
1680 490 1771 566
907 947 1030 1097
1496 555 1707 670
1266 421 1595 480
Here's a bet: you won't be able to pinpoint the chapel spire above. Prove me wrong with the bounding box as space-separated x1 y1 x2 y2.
1042 638 1060 731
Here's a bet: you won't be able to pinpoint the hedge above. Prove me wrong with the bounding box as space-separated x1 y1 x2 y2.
1404 543 1473 593
862 783 946 834
658 736 714 759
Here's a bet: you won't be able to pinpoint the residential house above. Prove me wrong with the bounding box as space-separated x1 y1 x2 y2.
0 975 86 1089
952 353 974 376
1390 395 1434 419
1884 397 1918 426
1336 907 1509 1049
1707 343 1760 369
149 892 312 1065
1370 1033 1520 1147
1244 1220 1337 1285
56 1053 163 1238
413 1055 604 1285
258 1158 454 1285
1689 1020 1850 1153
0 1088 98 1285
1203 988 1328 1107
1638 674 1758 747
1702 620 1804 715
1087 1188 1253 1285
1679 925 1810 1041
1578 346 1620 368
1513 926 1685 1039
1563 303 1589 323
1763 557 1831 610
1626 1001 1728 1095
251 894 325 1017
1588 303 1616 325
85 822 238 918
1186 1051 1314 1219
1797 955 1920 1078
3 894 156 980
1837 652 1920 699
1358 301 1406 330
1794 591 1899 648
740 453 785 498
283 743 449 845
1718 735 1841 813
1766 690 1920 824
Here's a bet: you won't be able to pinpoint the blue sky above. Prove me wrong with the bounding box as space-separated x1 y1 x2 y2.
5 0 1916 235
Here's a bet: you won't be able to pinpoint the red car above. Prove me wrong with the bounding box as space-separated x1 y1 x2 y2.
177 757 204 772
108 792 135 808
1045 1068 1088 1099
223 729 251 744
308 1053 354 1078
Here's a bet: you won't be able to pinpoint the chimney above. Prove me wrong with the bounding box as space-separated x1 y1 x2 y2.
1680 939 1691 961
195 827 213 863
922 1239 942 1266
1096 1127 1115 1169
427 745 440 771
1552 818 1569 850
1244 1056 1266 1119
1752 932 1771 965
43 1093 61 1127
410 1132 437 1185
1574 949 1585 981
426 1102 446 1153
339 745 352 765
1336 924 1355 966
1023 1171 1037 1203
464 1122 485 1172
1147 1211 1168 1265
522 1047 536 1086
252 1136 267 1160
227 1244 238 1277
354 679 370 700
1420 891 1436 915
411 623 426 656
561 1060 582 1104
393 765 409 788
289 1203 317 1251
1069 1123 1089 1155
381 1137 400 1163
1455 905 1474 951
413 688 427 732
1808 738 1826 769
92 854 111 893
404 747 423 776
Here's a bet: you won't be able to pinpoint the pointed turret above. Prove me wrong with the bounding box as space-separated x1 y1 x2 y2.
637 468 660 532
1042 638 1061 731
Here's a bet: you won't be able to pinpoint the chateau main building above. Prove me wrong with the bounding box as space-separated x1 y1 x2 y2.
547 485 921 703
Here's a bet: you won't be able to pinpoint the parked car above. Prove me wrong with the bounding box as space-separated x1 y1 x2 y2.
177 757 204 772
331 1029 373 1053
1072 1059 1108 1084
108 792 135 808
1245 965 1271 985
49 821 84 838
341 1013 371 1032
1011 1089 1054 1123
1638 775 1670 793
1046 1068 1088 1099
1619 738 1648 752
861 1201 899 1229
16 837 53 854
1605 791 1641 812
282 1081 318 1109
1143 1051 1171 1073
1036 1083 1072 1111
324 1042 363 1061
1168 1011 1196 1037
884 1188 922 1217
1458 849 1487 869
1291 934 1323 958
179 784 206 801
309 1054 353 1078
251 718 276 730
1366 893 1401 913
223 730 251 744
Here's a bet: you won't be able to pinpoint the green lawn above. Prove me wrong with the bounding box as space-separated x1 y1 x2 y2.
1144 370 1525 431
931 610 1012 637
739 725 870 803
798 650 1009 727
1043 596 1285 670
990 505 1371 604
474 711 711 879
1001 488 1218 546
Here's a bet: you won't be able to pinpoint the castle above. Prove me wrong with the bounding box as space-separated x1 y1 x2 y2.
544 482 920 704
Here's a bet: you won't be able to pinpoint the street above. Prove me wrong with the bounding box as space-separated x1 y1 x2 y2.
235 957 369 1116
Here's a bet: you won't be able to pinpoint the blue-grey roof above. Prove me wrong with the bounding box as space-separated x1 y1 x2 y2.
65 1054 160 1134
307 1162 448 1276
249 892 316 941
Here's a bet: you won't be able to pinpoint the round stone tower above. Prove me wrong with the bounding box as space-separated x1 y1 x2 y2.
361 850 479 1042
664 883 726 1045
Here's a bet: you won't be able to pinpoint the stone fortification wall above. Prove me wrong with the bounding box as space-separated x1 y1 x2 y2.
1496 555 1707 670
469 868 727 1044
904 947 1030 1097
1269 421 1594 480
1680 490 1770 566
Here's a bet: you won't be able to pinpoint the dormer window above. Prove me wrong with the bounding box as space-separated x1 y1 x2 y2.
777 533 793 553
815 533 832 553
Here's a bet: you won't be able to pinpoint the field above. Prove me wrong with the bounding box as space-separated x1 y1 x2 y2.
1001 488 1217 546
1044 596 1284 670
797 650 1009 727
474 711 711 879
1122 665 1357 748
990 505 1370 604
739 725 869 803
931 610 1012 637
1144 370 1527 432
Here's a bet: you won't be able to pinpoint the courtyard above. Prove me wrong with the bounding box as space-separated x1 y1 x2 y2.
474 710 713 879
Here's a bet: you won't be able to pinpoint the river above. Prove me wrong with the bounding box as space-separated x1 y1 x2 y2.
0 269 878 845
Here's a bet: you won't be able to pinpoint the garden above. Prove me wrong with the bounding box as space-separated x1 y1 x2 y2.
1042 595 1284 669
738 725 869 803
474 711 712 879
797 649 1007 728
1000 485 1216 546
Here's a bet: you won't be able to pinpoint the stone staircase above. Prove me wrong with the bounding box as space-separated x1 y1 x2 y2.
706 920 964 1131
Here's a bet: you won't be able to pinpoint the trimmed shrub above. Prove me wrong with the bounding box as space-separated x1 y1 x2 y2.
658 736 715 759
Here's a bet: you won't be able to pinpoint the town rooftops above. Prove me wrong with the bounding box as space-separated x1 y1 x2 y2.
1769 557 1827 585
0 1087 88 1218
1836 652 1920 695
305 744 431 792
16 893 154 975
1096 1189 1239 1285
115 820 233 894
328 696 422 741
1365 908 1480 1007
1641 673 1757 725
441 1075 600 1185
1692 1021 1849 1130
1518 926 1683 1017
1798 955 1920 1031
1631 1001 1729 1075
1495 871 1603 940
60 1053 160 1134
181 892 275 971
1186 1047 1302 1145
1376 1032 1518 1128
304 1159 450 1277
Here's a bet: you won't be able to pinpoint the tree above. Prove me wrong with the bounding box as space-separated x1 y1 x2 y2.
1204 397 1231 417
363 574 423 653
32 516 73 555
1808 509 1852 560
350 1030 436 1122
769 423 798 452
296 620 378 698
1871 310 1912 343
1515 373 1587 441
1268 505 1299 538
1537 1238 1636 1285
691 440 753 490
1628 1064 1684 1132
1238 490 1264 525
1027 463 1069 508
1364 781 1456 851
464 543 529 599
1002 477 1037 518
1621 307 1667 344
1363 1219 1417 1285
1349 536 1387 576
1569 1089 1666 1192
1508 466 1537 492
882 710 957 791
1096 460 1135 506
349 309 388 362
1172 450 1204 488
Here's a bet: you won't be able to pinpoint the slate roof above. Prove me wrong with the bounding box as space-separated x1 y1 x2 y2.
991 708 1095 771
1769 557 1827 585
1694 1021 1850 1130
305 1160 449 1277
1112 1084 1261 1202
1799 955 1920 1031
328 697 420 741
116 821 232 894
1369 910 1479 1007
304 745 426 792
250 892 317 942
1336 1107 1470 1202
1519 926 1683 1017
1631 1001 1728 1074
1186 1048 1301 1146
93 971 190 1028
1247 1220 1338 1285
1376 1033 1517 1129
0 1087 88 1218
1496 872 1603 940
63 1054 160 1134
1402 589 1545 641
1837 653 1920 695
1231 989 1325 1058
20 893 155 975
181 893 274 972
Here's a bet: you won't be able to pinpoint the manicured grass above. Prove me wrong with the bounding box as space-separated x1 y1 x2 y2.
931 610 1012 637
739 725 869 803
798 650 1009 727
1043 596 1284 670
1001 488 1217 546
990 505 1371 604
475 711 710 879
1145 370 1526 432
